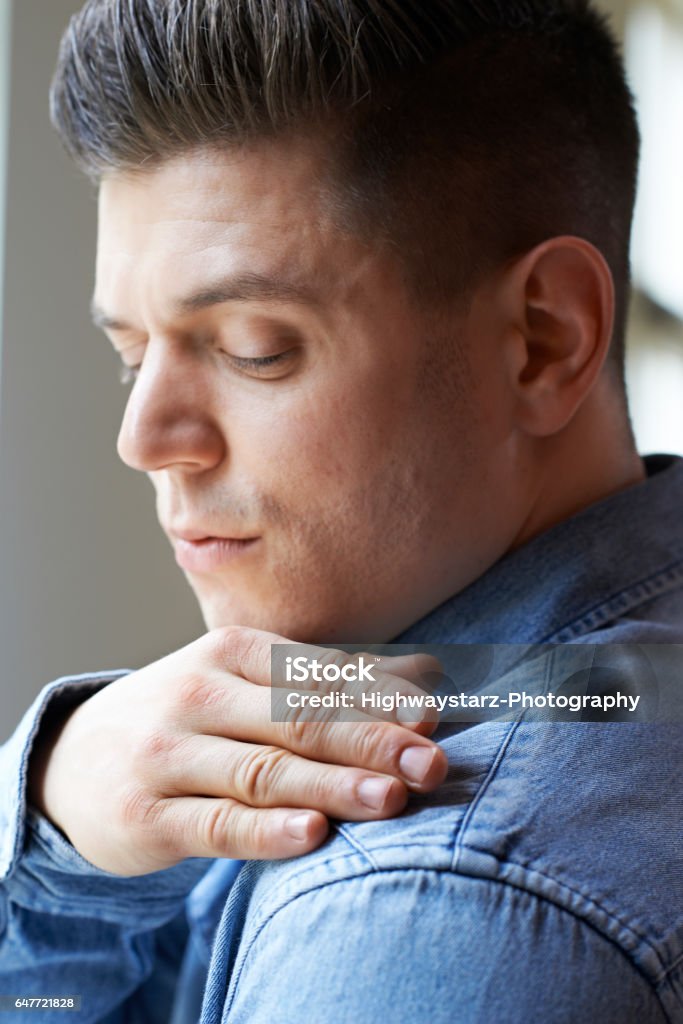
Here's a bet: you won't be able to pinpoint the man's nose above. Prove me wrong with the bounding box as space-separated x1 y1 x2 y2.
116 344 226 474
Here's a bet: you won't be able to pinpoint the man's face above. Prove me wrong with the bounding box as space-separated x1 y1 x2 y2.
94 142 509 642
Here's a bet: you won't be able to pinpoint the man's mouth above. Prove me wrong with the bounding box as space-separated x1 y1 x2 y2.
169 531 260 572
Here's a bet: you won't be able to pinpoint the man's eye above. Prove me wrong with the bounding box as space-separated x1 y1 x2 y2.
227 351 295 376
117 350 295 386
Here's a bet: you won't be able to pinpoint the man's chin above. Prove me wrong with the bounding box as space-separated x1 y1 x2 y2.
197 598 336 644
198 598 296 638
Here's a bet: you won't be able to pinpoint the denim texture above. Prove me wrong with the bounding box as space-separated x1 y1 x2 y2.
1 455 682 1022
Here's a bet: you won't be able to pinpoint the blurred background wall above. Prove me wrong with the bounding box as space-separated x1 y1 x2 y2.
0 0 204 740
1 0 682 740
599 0 683 456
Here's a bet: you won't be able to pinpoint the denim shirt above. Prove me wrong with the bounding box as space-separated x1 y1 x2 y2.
1 454 682 1023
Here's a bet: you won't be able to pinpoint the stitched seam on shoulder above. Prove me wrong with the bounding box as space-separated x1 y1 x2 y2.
451 720 520 873
448 649 672 987
223 868 668 1021
455 841 670 983
541 561 683 642
224 865 377 1016
241 847 364 927
660 945 683 987
334 825 380 870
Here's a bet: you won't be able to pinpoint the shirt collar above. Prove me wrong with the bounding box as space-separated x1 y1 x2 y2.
395 455 683 645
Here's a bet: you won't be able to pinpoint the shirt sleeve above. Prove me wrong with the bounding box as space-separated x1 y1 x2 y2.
0 671 129 879
222 869 668 1024
0 673 211 1023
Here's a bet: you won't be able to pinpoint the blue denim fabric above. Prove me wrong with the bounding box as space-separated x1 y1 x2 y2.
1 454 682 1022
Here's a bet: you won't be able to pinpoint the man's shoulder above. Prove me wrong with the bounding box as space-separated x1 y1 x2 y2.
222 703 682 1007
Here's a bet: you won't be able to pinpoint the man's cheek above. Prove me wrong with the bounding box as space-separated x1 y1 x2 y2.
271 421 360 485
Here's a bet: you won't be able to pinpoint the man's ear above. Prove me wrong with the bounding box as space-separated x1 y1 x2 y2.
493 236 616 437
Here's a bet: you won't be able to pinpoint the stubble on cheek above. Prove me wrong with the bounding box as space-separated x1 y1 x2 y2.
262 448 436 640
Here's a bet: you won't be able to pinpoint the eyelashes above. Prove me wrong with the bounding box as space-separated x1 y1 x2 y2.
226 351 294 376
118 350 295 386
231 352 288 367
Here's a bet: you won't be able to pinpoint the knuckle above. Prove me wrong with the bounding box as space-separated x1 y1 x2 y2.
137 728 181 766
238 745 288 803
118 784 161 830
356 720 399 764
175 672 222 715
284 714 335 751
280 709 312 743
236 811 272 855
134 731 194 792
314 648 352 692
201 801 273 856
211 624 261 675
211 624 244 659
318 648 348 670
197 801 277 857
279 699 309 731
200 801 237 851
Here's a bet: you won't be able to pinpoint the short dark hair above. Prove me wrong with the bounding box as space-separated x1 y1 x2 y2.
50 0 640 374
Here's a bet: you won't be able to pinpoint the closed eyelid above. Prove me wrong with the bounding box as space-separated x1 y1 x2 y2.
116 345 298 386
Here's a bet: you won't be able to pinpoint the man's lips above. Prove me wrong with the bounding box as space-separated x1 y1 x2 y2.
169 528 257 542
169 530 260 572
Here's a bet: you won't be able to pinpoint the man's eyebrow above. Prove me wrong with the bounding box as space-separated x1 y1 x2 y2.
175 272 319 314
90 272 319 331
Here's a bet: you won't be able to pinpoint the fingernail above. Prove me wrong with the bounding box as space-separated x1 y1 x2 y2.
357 777 393 810
399 746 435 784
397 704 424 726
285 813 315 841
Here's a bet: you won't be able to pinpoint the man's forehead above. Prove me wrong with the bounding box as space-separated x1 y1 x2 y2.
93 175 396 335
90 269 325 332
97 179 320 266
97 140 332 234
93 146 337 313
92 141 408 329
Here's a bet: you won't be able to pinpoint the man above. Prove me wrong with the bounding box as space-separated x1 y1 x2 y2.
1 0 682 1020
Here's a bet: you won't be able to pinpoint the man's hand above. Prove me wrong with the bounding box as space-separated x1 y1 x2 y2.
28 627 448 876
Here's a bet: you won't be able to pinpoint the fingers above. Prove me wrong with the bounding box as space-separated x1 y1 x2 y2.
272 649 442 732
152 795 330 862
163 735 409 819
187 682 448 793
203 628 442 732
204 625 295 684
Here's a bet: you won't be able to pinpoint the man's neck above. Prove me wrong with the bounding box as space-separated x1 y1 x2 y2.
510 383 645 552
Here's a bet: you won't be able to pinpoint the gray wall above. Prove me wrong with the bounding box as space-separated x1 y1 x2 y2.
0 0 203 742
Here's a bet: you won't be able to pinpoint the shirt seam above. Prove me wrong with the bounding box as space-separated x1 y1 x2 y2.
659 945 683 989
334 825 380 870
453 841 673 990
447 649 672 985
222 868 670 1022
445 647 674 988
335 721 520 878
451 719 524 873
540 560 683 643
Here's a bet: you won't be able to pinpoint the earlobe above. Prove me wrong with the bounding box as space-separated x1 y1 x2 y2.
503 237 615 437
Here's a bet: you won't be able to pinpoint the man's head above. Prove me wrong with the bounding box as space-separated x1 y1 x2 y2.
51 0 643 642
